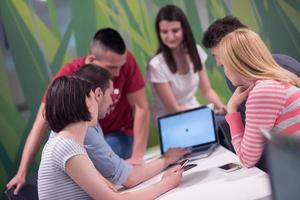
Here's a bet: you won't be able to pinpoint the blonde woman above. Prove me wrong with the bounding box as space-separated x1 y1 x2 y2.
219 28 300 167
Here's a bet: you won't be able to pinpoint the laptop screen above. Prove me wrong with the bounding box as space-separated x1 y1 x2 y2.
158 106 217 154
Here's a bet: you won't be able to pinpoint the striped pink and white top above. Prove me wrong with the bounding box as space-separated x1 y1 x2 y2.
225 80 300 167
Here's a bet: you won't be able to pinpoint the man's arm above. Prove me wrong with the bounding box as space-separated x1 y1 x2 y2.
85 125 133 186
123 148 188 188
6 103 48 194
84 124 187 188
198 65 227 114
126 87 150 164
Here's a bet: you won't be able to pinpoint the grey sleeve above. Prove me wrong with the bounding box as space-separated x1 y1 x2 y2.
84 126 133 185
52 138 87 171
273 54 300 77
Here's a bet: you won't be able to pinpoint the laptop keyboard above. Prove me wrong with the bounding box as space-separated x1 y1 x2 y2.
192 145 211 153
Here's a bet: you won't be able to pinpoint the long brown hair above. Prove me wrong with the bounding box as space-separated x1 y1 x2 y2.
155 5 202 73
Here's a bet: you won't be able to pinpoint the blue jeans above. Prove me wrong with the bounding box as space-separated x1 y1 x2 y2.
104 132 133 159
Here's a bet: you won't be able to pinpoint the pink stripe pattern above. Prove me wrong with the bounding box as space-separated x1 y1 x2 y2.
226 80 300 167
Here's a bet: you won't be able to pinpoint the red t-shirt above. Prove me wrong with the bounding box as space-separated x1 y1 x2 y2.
42 51 145 136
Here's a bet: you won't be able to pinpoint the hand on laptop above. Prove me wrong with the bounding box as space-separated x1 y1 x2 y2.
162 147 190 166
214 105 227 115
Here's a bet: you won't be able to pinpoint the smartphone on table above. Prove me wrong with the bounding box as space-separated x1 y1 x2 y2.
179 158 197 172
179 159 189 168
218 163 242 173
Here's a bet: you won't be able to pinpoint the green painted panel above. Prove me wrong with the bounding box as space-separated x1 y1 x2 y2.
12 0 61 64
50 22 73 73
2 0 49 113
0 98 26 160
95 0 114 28
47 0 61 39
184 1 204 44
153 0 174 8
0 160 8 196
254 0 300 61
0 142 14 175
0 48 13 104
70 0 97 56
207 0 227 21
232 1 258 31
277 0 300 33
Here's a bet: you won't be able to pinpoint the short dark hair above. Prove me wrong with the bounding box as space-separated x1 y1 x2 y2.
202 16 247 48
155 5 201 73
45 76 93 133
74 64 112 94
93 28 126 54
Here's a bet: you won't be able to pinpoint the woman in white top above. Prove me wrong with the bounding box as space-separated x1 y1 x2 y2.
147 5 226 121
38 72 183 200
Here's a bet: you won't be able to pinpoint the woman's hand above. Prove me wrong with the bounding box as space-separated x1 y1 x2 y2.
6 173 26 195
215 105 227 115
161 165 183 190
227 85 253 114
162 147 190 166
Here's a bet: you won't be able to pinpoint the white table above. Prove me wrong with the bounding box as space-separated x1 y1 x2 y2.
125 146 272 200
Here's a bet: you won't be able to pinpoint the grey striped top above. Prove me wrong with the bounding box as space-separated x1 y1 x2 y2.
38 136 92 200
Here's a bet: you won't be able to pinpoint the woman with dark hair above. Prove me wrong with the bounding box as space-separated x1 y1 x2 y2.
147 5 226 122
38 76 183 200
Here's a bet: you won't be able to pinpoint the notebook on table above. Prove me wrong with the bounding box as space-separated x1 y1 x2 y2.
158 105 218 160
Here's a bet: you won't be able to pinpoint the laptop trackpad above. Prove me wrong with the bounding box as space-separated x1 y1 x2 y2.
185 144 216 159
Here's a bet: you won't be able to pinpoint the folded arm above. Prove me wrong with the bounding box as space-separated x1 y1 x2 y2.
226 84 284 167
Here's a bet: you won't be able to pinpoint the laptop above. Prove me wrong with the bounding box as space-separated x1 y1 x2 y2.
262 129 300 200
158 105 218 159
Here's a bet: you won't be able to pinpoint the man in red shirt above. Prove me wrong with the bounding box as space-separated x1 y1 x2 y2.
7 28 150 193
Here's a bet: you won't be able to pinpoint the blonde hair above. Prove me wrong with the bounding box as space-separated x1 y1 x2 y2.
219 28 300 87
